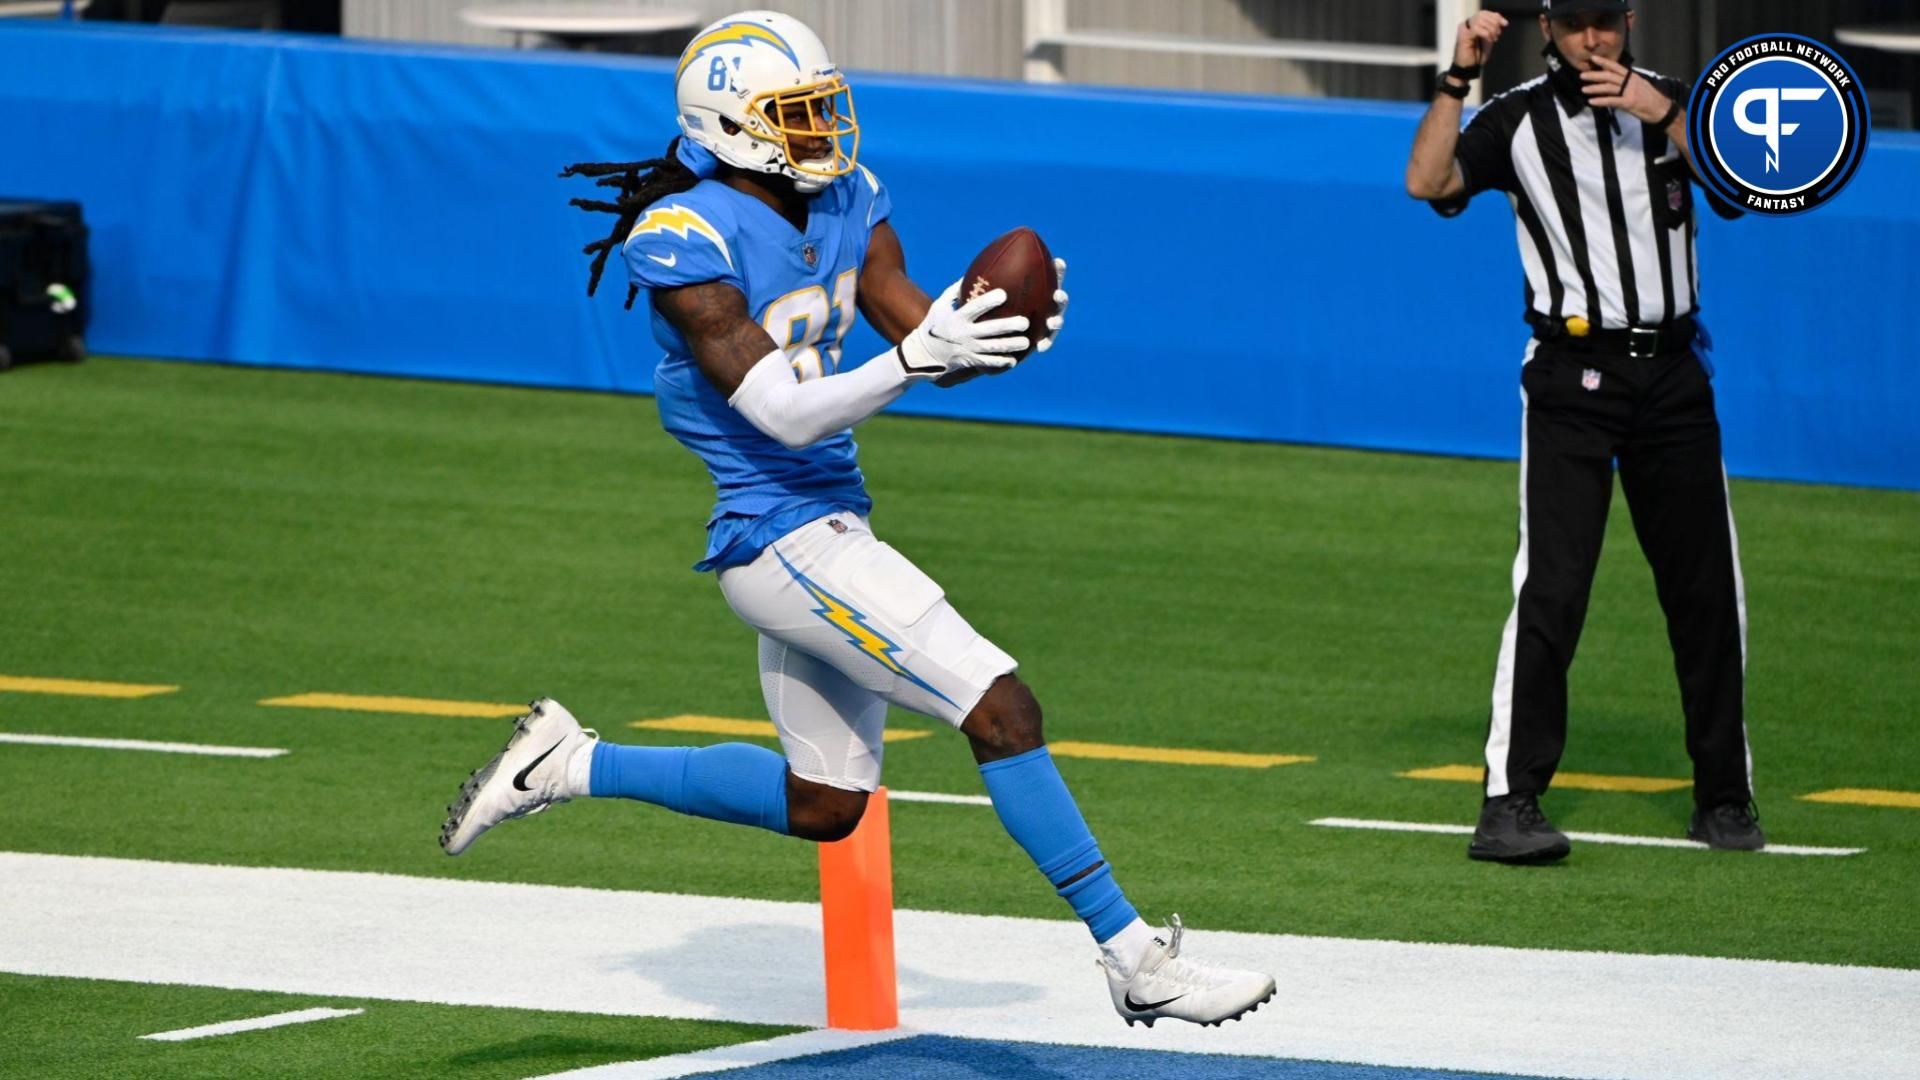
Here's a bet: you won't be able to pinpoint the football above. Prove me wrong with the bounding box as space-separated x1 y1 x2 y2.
935 226 1057 386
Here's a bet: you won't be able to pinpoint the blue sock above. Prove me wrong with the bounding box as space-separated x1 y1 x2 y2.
589 741 789 836
979 745 1139 942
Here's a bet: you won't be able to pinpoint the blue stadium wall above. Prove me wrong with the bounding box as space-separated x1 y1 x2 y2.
2 22 1915 489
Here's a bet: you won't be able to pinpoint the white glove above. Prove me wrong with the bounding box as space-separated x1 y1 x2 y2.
1033 257 1069 354
894 279 1030 383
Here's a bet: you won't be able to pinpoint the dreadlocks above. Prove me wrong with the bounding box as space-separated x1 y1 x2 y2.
560 136 702 309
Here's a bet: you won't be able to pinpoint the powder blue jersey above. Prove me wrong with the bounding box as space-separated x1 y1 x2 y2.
623 167 894 571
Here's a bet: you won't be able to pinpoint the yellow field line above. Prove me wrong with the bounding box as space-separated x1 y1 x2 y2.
1400 763 1690 794
1798 788 1920 809
1048 741 1313 769
629 717 1311 767
0 675 177 699
258 693 526 718
632 715 933 744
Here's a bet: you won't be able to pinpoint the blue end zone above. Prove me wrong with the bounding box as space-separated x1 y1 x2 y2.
709 1034 1551 1079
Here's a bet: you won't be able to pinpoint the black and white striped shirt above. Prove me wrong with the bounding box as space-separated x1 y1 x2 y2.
1435 64 1741 330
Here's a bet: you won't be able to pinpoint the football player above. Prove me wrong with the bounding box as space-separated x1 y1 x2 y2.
440 9 1273 1027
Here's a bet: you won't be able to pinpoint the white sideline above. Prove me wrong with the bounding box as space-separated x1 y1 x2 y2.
140 1006 364 1041
0 732 288 758
525 1029 913 1079
2 852 1916 1080
1311 817 1869 856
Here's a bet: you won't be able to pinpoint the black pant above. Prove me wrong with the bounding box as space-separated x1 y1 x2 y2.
1485 340 1752 809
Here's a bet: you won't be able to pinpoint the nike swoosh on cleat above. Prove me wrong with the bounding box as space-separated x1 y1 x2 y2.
512 741 565 791
1124 992 1184 1012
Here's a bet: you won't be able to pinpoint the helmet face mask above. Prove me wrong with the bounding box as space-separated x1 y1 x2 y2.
750 76 858 186
674 11 859 194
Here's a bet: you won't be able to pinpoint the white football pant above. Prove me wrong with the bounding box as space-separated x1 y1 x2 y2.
717 512 1016 792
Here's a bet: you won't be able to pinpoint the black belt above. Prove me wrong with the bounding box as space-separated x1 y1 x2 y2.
1527 313 1697 358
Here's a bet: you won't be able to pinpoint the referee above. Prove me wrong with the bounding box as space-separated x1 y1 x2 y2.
1405 0 1763 862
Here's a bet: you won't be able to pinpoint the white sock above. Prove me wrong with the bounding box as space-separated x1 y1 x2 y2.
1099 918 1157 980
564 735 598 798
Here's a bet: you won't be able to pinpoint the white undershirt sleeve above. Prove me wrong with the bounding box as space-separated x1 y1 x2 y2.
726 346 911 450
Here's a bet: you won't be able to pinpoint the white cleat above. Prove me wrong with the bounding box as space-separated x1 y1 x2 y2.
439 698 597 856
1103 915 1277 1028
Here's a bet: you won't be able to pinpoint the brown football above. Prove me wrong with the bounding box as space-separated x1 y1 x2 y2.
935 226 1058 387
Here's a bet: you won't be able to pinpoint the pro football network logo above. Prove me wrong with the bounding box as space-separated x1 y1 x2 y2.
1688 34 1868 216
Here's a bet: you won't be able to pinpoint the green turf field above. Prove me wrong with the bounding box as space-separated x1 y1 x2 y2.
0 973 792 1080
1 356 1916 1074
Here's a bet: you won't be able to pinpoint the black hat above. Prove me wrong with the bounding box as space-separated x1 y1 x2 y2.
1542 0 1630 16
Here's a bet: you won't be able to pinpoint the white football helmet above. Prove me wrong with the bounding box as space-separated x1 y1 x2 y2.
674 11 858 194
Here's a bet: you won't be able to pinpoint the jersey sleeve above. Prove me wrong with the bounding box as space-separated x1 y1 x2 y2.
852 163 893 230
1430 94 1523 218
622 200 745 293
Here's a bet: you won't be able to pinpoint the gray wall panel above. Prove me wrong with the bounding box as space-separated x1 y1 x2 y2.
344 0 1026 75
341 0 1918 120
1059 0 1432 99
343 0 1433 92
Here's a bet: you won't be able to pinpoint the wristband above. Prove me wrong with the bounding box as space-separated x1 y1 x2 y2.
1435 73 1471 100
1445 63 1482 81
1653 98 1682 130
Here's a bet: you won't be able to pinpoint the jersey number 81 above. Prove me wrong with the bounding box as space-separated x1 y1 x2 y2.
759 269 857 383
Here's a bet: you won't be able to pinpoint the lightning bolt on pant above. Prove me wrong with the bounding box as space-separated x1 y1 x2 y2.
717 512 1017 791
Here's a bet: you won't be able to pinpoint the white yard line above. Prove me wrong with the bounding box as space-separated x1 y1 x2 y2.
0 732 287 758
140 1006 364 1041
1 852 1914 1080
1311 817 1868 856
524 1029 913 1079
888 790 992 806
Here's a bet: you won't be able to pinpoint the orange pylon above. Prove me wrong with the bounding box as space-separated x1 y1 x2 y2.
818 785 898 1030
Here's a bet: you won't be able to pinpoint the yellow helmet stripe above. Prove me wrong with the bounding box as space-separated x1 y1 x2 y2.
676 22 799 80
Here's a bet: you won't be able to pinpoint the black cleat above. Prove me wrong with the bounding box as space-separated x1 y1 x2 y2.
1688 801 1766 850
1468 793 1571 864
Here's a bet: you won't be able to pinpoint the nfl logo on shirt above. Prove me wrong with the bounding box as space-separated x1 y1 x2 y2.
1582 368 1602 391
